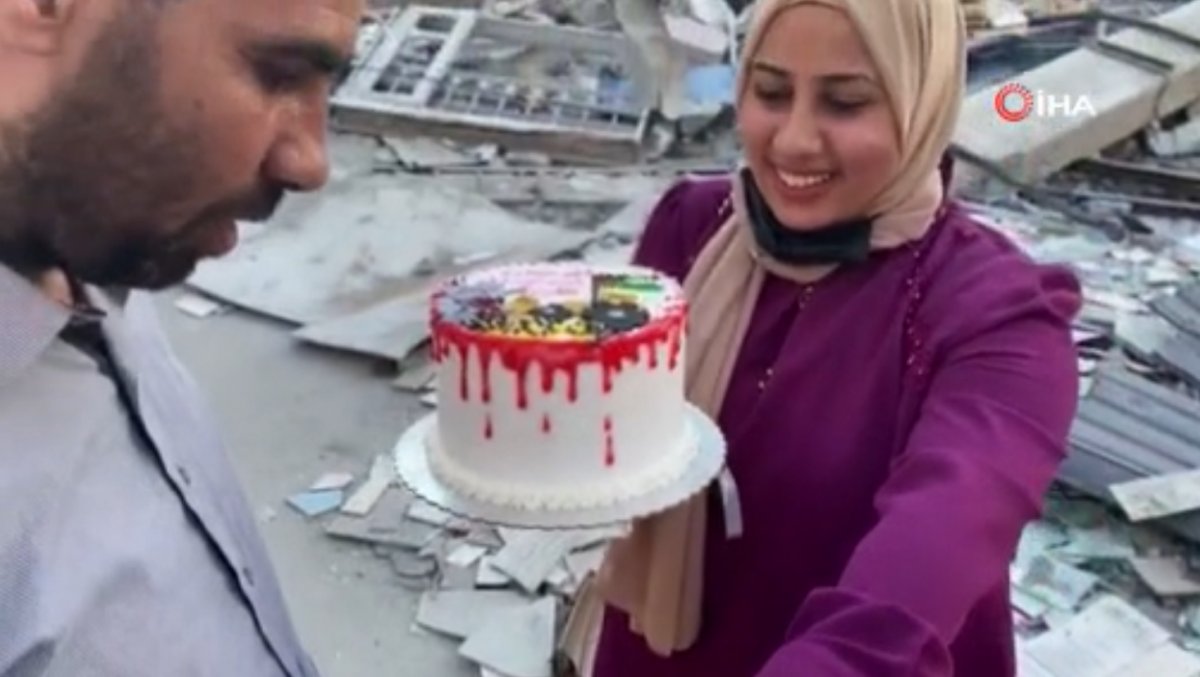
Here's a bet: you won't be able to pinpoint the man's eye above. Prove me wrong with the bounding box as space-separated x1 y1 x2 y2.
254 60 309 92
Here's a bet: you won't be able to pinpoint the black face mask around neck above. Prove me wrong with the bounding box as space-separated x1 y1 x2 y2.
741 168 875 265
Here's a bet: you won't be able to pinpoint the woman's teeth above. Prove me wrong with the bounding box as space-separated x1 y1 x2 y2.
778 171 833 189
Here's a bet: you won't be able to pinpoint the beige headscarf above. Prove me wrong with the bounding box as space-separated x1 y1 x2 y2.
561 0 967 669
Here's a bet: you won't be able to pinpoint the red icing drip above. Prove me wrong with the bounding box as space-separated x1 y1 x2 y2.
456 343 470 401
480 348 492 403
484 413 493 439
603 416 615 467
516 362 530 410
542 413 551 434
566 368 579 402
668 324 683 370
431 299 686 408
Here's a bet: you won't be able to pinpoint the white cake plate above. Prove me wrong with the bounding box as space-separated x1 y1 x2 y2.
393 403 727 530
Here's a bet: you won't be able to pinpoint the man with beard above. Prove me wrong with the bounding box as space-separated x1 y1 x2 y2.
0 0 362 674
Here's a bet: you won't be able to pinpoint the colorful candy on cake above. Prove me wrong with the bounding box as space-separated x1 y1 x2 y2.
426 262 698 510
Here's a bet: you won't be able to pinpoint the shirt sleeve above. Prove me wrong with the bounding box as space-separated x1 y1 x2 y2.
757 256 1083 676
632 179 728 280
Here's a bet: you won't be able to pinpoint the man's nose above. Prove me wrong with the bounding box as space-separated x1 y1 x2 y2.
264 102 330 192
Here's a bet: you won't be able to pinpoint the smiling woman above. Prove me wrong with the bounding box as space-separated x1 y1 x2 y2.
738 6 901 231
585 1 1084 676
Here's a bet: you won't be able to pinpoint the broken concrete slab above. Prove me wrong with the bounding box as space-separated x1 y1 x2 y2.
310 471 357 492
952 0 1200 194
287 489 345 517
292 293 429 364
189 175 584 325
1061 366 1200 543
476 556 512 587
341 454 396 516
1130 556 1200 596
332 6 654 164
459 596 557 677
325 488 441 549
393 359 438 392
432 168 678 206
490 530 579 593
415 588 534 639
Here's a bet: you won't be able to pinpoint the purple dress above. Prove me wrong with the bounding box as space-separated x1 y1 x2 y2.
593 170 1082 676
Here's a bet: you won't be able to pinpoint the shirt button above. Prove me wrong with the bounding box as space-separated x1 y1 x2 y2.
242 566 255 587
177 465 191 485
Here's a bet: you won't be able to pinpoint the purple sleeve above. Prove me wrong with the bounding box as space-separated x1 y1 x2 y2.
631 178 729 280
758 248 1083 676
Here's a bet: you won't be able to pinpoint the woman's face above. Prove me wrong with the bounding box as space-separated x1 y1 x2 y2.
737 4 901 230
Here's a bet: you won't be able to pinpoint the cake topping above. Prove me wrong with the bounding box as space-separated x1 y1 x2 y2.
435 264 681 341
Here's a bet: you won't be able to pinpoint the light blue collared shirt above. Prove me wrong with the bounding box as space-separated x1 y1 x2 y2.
0 264 318 676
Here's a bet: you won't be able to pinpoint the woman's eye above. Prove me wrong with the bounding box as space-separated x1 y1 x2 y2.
753 86 791 105
824 97 872 115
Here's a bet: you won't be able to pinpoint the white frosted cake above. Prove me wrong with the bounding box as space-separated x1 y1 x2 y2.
427 262 696 510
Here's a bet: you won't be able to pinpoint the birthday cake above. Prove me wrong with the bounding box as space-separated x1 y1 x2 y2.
427 262 696 510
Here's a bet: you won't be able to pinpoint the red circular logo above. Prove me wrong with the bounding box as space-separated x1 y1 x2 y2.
994 83 1033 122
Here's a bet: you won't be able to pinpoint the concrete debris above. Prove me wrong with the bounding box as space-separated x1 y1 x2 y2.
310 471 357 492
286 446 629 676
341 454 397 516
953 0 1200 194
173 293 227 319
458 596 557 677
287 489 346 517
332 6 656 164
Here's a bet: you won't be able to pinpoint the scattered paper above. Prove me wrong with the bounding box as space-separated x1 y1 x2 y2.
1110 469 1200 522
1023 595 1172 677
1016 554 1099 611
1120 642 1200 676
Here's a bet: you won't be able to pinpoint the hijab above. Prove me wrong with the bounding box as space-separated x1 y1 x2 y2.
568 0 968 665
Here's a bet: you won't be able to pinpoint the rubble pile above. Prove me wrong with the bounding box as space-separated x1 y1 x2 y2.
285 457 621 677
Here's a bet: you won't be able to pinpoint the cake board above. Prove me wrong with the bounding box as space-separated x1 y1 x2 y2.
393 403 727 530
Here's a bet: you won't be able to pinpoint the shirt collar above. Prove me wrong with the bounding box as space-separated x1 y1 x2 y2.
0 263 108 386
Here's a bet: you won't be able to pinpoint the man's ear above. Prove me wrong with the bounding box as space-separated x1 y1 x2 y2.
0 0 78 54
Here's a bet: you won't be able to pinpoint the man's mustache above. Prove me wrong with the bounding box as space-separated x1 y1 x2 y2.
191 184 286 229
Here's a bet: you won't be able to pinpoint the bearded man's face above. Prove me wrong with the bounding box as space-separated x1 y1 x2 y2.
0 0 363 290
